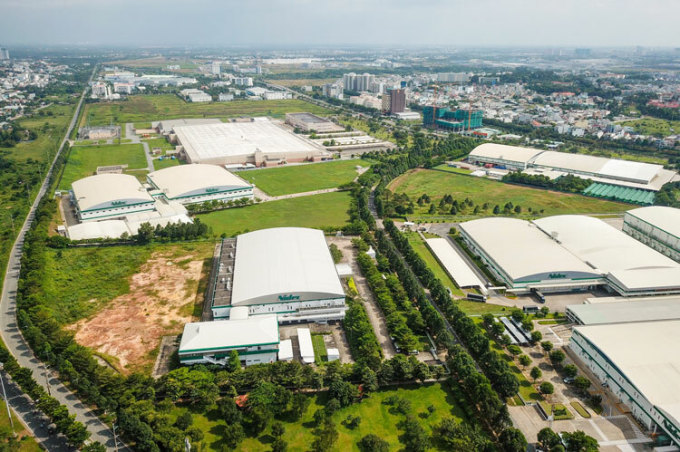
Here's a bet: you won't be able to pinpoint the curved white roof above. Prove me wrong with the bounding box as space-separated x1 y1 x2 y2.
626 206 680 240
179 315 279 353
147 164 251 200
533 151 662 184
231 227 344 306
459 217 598 284
469 143 544 165
534 215 679 273
72 174 154 212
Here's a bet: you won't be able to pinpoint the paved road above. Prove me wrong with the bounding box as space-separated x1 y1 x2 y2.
126 123 154 172
0 69 123 450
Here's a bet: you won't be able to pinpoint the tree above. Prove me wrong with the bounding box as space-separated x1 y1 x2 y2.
223 423 245 449
507 345 522 357
227 350 241 372
537 427 561 451
541 341 554 353
521 318 534 331
81 443 107 452
271 422 285 439
432 417 492 451
175 411 193 430
400 415 429 452
510 309 524 323
493 205 501 215
519 355 531 368
491 322 506 337
549 349 566 366
530 366 542 382
499 427 528 452
328 379 358 407
218 397 242 424
573 376 591 394
358 434 389 452
530 330 543 344
563 364 578 379
136 222 154 244
289 393 311 421
561 430 599 452
312 417 338 452
540 382 555 395
271 438 288 452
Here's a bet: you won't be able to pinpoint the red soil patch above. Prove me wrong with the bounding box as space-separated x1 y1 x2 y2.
70 252 206 373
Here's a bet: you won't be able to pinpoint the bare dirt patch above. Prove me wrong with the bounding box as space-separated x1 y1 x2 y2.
70 251 208 374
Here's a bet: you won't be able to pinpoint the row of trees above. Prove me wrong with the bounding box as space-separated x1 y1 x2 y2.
342 298 383 369
503 172 593 194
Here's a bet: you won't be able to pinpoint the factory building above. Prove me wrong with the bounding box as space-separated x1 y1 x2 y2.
210 227 346 323
570 321 680 447
71 174 155 221
285 112 344 133
422 107 483 131
171 118 329 166
178 312 279 366
459 215 680 296
147 164 253 205
623 206 680 262
467 143 678 201
566 296 680 325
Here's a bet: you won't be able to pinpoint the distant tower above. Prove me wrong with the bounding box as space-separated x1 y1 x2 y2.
0 48 9 61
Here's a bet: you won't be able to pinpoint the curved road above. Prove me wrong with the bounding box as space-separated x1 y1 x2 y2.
0 69 121 449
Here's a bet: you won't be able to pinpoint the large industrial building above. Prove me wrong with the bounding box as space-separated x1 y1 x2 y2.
71 174 155 221
210 227 346 322
623 206 680 262
147 164 253 205
178 313 279 366
285 113 344 133
459 215 680 296
570 320 680 447
170 118 330 166
566 296 680 325
467 143 678 204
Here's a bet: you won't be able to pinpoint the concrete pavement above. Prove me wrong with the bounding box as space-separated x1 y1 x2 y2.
0 68 123 450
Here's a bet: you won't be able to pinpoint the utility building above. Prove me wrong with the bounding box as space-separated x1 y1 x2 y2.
178 314 279 366
210 227 346 322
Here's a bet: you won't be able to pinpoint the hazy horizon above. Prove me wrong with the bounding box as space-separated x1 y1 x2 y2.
1 0 679 48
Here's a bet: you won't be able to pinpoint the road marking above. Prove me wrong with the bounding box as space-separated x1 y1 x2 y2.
590 418 609 442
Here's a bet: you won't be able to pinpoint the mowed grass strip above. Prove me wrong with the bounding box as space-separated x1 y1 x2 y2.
173 382 470 451
197 191 351 237
240 160 366 196
403 232 464 297
79 94 333 126
59 143 148 189
389 169 628 217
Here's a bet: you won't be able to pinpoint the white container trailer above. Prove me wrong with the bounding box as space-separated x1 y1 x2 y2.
297 328 315 364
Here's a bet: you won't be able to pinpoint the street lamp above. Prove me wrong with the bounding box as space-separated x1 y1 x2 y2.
0 363 15 436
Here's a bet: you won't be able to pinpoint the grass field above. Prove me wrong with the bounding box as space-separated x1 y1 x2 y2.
198 191 351 236
403 232 464 297
240 160 367 196
174 383 470 451
312 334 328 364
0 399 42 451
42 242 213 325
79 94 333 127
58 143 148 189
153 156 181 170
389 169 628 219
432 164 472 175
619 117 680 137
143 137 175 151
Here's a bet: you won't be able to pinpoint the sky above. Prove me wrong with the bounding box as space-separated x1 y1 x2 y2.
1 0 679 48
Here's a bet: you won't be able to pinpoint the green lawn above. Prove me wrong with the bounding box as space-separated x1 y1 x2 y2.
312 334 328 364
619 117 680 137
143 137 175 151
176 383 471 451
240 160 367 196
0 399 42 451
403 232 464 297
198 191 351 236
153 156 181 170
432 164 472 175
456 300 512 316
79 94 333 127
58 143 148 189
389 169 628 219
42 242 213 325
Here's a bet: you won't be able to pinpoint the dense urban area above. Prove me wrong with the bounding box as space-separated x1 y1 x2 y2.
0 42 679 452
